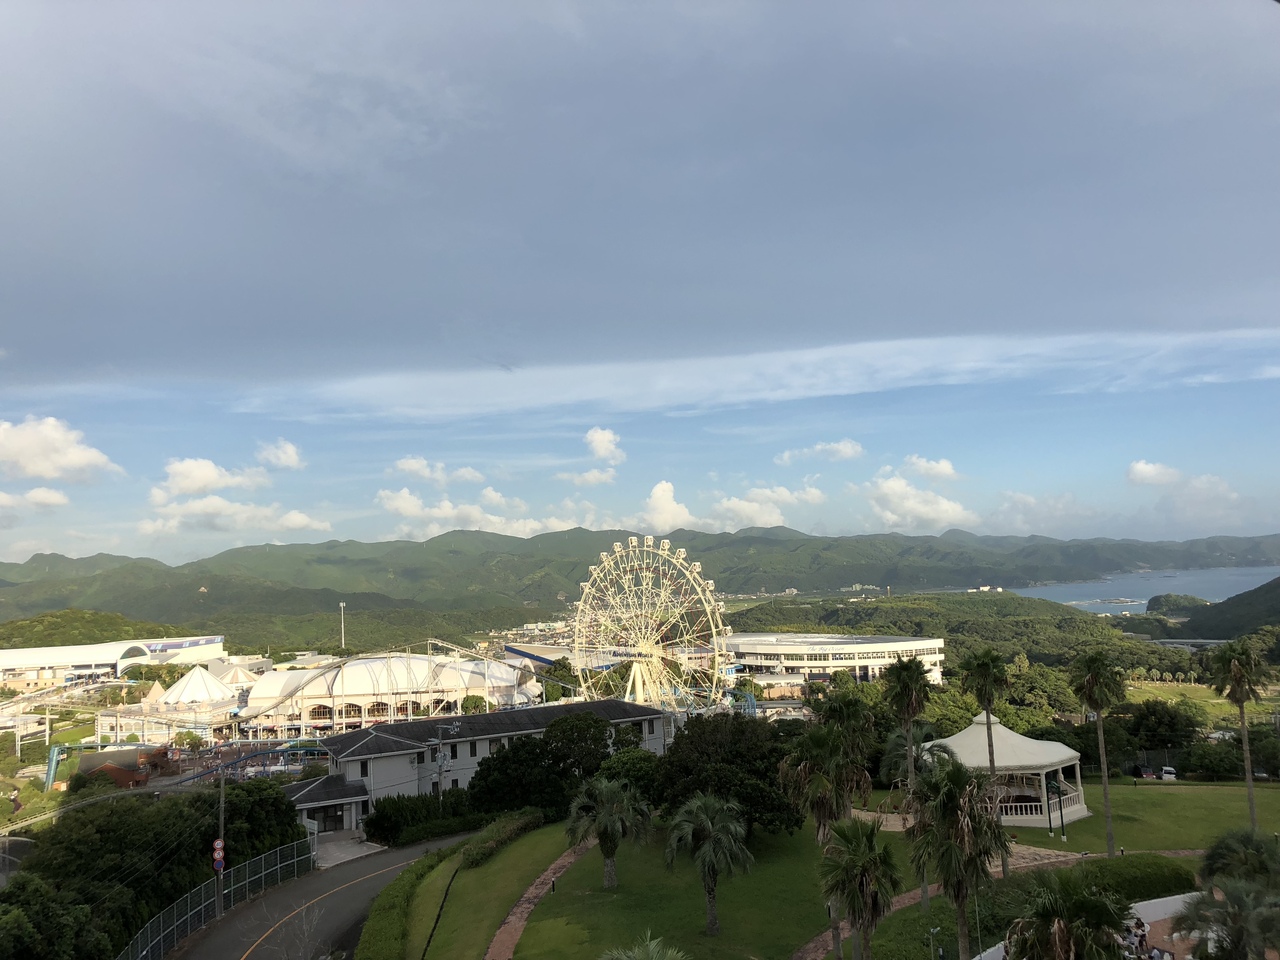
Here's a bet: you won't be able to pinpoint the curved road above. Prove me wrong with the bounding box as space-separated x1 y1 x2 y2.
172 834 470 960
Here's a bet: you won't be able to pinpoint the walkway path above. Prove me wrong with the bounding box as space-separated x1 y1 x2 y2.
483 839 596 960
787 848 1204 960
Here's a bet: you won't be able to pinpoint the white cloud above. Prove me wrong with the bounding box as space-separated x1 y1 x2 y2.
393 456 485 485
904 454 958 480
0 417 120 481
139 495 330 535
640 481 699 533
479 486 527 512
555 467 617 487
986 491 1101 536
740 485 826 506
1127 460 1182 485
22 487 70 508
775 439 863 467
257 438 305 469
860 474 979 532
585 427 626 465
374 487 577 539
151 458 269 504
713 497 785 528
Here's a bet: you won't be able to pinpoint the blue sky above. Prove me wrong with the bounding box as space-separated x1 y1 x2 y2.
2 1 1279 563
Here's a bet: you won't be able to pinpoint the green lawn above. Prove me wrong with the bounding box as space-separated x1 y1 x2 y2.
405 854 461 960
1014 780 1280 853
424 824 569 960
516 822 902 960
1127 681 1280 727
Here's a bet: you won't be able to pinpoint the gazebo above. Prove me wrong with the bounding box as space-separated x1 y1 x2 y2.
929 712 1091 829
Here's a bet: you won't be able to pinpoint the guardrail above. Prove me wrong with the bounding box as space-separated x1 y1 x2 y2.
113 838 313 960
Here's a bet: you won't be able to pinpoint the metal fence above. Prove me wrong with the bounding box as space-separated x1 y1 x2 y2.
114 838 314 960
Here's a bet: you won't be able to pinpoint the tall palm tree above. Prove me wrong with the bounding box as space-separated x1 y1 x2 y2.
819 818 903 960
905 758 1011 960
878 722 953 790
883 655 934 909
959 648 1011 876
1070 651 1127 858
1003 870 1130 960
599 931 690 960
1207 639 1275 832
780 722 870 960
664 792 754 937
566 777 653 890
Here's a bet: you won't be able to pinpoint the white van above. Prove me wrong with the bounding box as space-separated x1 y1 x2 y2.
1158 766 1177 781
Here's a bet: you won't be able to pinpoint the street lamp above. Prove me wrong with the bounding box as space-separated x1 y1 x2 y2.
339 602 346 651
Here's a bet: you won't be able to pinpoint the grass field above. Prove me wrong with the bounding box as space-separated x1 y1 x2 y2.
515 821 894 960
424 824 568 960
1126 681 1280 727
405 854 461 959
1014 780 1280 853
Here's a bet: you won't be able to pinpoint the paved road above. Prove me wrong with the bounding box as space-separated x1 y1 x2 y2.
172 833 470 960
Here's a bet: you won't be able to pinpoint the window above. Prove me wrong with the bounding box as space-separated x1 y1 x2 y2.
450 778 459 790
646 719 655 735
469 741 477 758
450 743 458 760
489 738 503 753
359 760 369 778
431 780 439 795
430 746 438 763
416 751 425 765
361 799 369 815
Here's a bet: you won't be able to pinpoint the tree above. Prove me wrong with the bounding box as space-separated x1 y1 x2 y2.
959 648 1011 877
566 777 652 890
877 722 952 792
598 747 661 805
1199 828 1280 889
541 657 577 703
883 655 934 909
1003 870 1130 960
819 818 903 960
460 694 490 715
1207 639 1275 831
1175 877 1280 960
544 712 613 783
1071 651 1126 858
664 793 754 937
468 737 571 818
657 713 803 837
172 730 204 751
598 932 690 960
905 759 1011 960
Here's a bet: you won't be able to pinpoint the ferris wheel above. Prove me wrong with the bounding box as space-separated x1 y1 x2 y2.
572 535 731 712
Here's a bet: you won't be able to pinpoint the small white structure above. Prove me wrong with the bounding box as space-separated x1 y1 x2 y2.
930 713 1090 829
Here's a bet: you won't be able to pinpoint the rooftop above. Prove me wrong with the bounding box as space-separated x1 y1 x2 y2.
727 633 944 647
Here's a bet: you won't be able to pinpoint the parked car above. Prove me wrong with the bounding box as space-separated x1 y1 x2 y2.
1158 766 1177 781
1131 764 1156 779
1253 770 1270 781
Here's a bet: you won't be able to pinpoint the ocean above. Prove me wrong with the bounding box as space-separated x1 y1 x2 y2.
1010 565 1280 614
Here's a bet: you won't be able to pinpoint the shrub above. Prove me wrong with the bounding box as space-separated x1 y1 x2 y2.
363 788 472 845
459 808 545 868
1078 852 1197 901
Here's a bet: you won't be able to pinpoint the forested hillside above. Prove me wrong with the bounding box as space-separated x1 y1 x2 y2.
1185 575 1280 639
0 609 180 648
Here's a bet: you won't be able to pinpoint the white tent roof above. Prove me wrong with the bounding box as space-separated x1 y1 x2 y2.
219 665 259 688
930 713 1080 774
159 666 237 705
142 680 167 703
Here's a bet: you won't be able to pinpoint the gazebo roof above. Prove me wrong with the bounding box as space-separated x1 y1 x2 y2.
930 712 1079 774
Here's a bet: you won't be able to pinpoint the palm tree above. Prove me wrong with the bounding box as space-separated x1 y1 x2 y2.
780 723 869 960
1207 639 1274 831
1175 877 1280 959
1003 870 1130 960
905 758 1011 960
883 655 934 909
1200 828 1280 889
959 648 1010 876
599 931 690 960
566 777 653 890
878 722 952 791
1070 651 1126 858
819 818 903 960
664 792 754 937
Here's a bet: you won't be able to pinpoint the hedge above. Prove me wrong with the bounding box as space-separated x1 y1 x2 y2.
363 788 474 846
355 808 547 960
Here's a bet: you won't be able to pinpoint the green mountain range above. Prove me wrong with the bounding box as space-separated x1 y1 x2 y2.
2 527 1280 626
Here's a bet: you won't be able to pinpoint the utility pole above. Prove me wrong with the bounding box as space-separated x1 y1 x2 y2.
339 602 346 651
45 707 50 747
215 766 226 919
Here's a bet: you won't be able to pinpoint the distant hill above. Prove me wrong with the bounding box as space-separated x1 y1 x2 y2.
3 528 1280 625
1184 575 1280 639
0 609 181 649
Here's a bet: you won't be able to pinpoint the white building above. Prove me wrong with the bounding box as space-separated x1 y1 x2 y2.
727 633 945 685
0 635 225 692
285 699 666 832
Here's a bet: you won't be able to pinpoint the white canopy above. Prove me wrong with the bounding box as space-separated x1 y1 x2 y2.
159 666 237 705
930 712 1080 774
142 680 167 703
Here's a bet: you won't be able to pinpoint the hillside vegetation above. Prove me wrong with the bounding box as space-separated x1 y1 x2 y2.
4 528 1280 623
0 609 180 648
1185 574 1280 639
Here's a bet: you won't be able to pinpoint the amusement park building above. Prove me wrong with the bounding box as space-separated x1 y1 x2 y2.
288 699 666 832
726 633 945 684
0 635 225 692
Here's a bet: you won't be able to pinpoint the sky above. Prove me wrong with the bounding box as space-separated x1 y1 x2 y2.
2 1 1280 564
